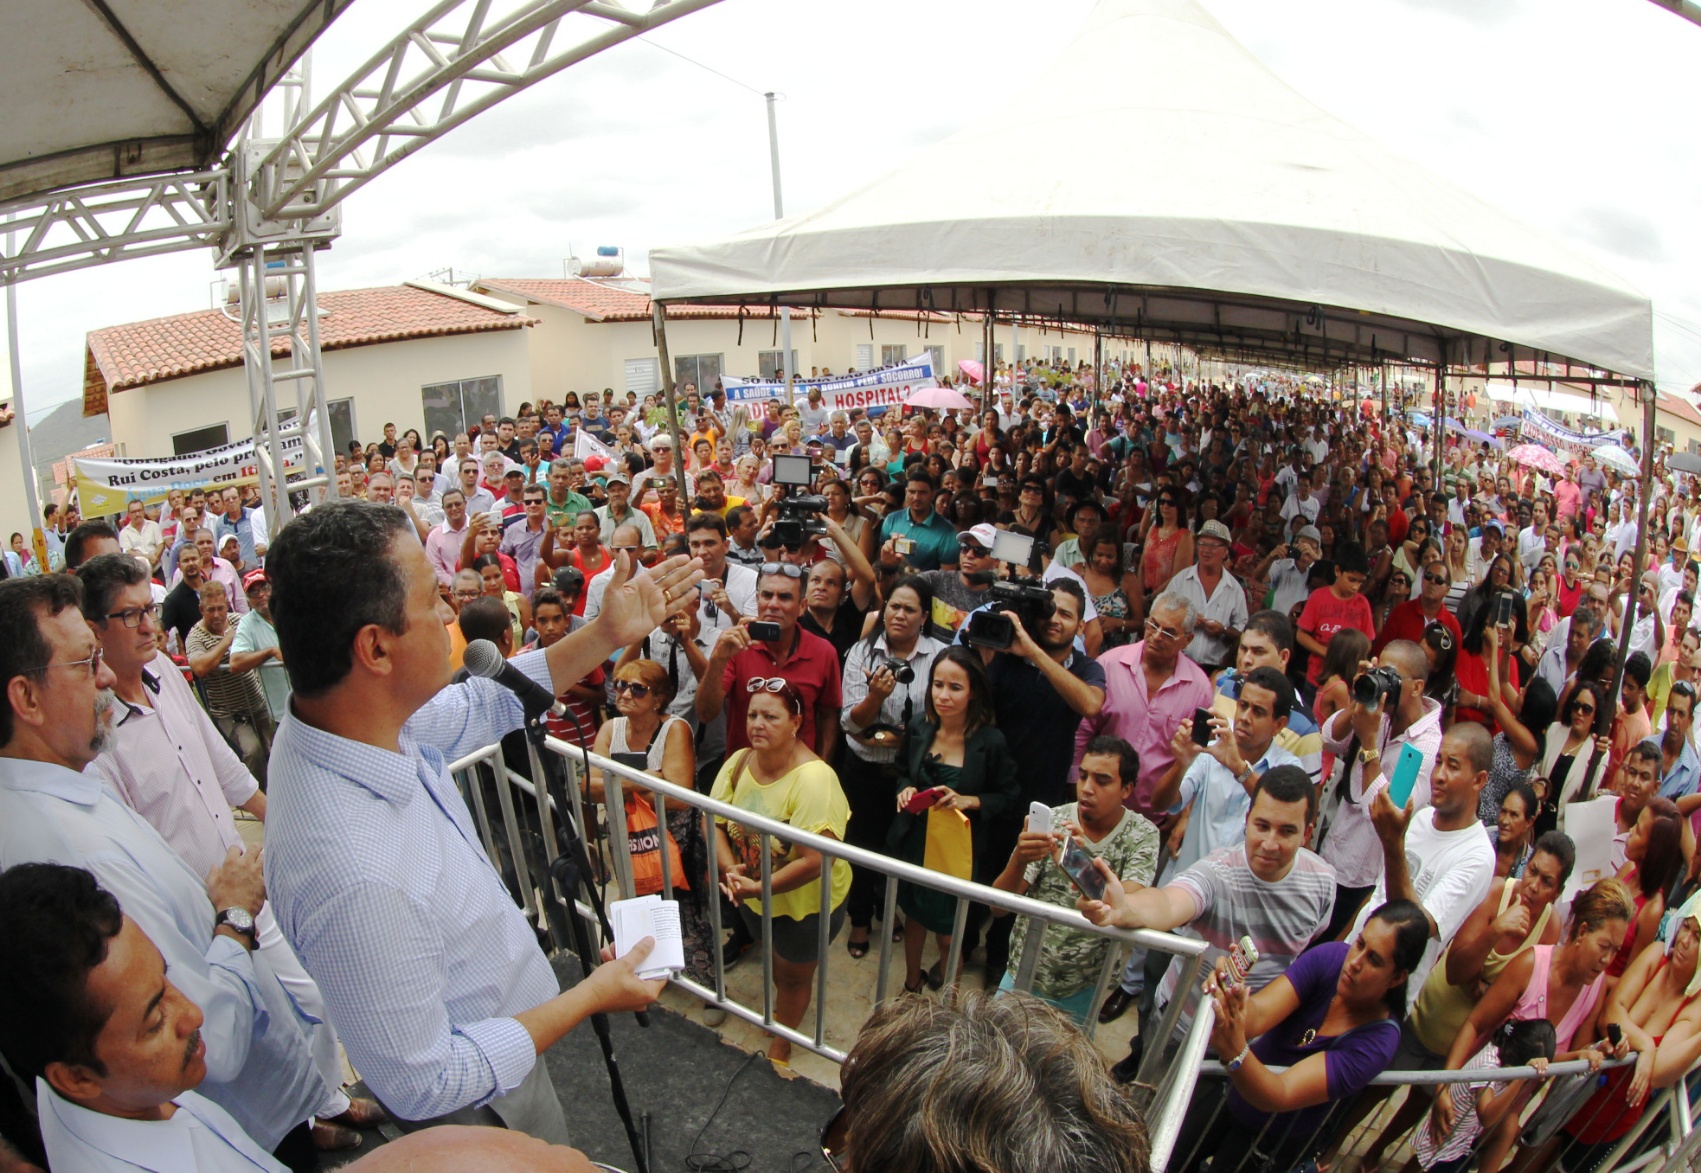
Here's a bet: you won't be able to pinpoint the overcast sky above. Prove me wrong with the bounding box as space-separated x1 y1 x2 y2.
9 0 1701 430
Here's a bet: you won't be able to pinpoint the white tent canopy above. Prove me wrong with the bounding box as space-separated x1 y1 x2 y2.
0 0 348 203
1484 382 1620 424
651 0 1655 381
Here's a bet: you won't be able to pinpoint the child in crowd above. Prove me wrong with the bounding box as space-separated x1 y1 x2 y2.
1413 1018 1558 1173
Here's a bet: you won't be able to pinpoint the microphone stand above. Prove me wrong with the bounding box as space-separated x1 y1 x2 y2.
519 701 652 1173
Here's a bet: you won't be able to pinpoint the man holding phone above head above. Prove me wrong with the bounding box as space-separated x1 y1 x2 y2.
1079 766 1336 1082
990 736 1158 1025
1317 639 1446 942
1352 723 1495 1002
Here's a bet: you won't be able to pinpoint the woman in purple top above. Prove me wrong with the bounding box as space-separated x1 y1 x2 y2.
1170 900 1429 1173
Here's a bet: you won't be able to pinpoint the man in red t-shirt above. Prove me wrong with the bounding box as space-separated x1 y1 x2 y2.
1296 540 1375 687
696 563 843 758
1372 554 1462 655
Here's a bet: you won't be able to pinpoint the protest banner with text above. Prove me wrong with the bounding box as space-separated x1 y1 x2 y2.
721 356 936 414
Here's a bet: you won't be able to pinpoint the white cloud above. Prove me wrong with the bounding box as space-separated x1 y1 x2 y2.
13 0 1701 432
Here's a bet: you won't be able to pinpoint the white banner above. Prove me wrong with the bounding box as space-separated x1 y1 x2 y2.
721 356 936 413
573 429 618 465
1519 409 1623 453
73 435 308 516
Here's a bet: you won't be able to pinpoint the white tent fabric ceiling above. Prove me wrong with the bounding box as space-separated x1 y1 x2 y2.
0 0 351 204
650 0 1656 382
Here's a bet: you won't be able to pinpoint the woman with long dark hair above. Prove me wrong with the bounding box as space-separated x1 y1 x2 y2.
1612 793 1683 980
1536 681 1612 837
1169 901 1430 1173
839 576 941 958
890 646 1018 993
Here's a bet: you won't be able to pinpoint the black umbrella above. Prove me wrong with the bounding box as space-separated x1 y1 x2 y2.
1668 452 1701 475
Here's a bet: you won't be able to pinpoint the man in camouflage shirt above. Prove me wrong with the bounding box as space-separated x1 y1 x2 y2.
992 735 1159 1023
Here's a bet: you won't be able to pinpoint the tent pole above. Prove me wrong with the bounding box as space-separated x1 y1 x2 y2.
652 303 689 499
5 270 46 569
1434 361 1445 480
1094 330 1104 416
982 310 994 413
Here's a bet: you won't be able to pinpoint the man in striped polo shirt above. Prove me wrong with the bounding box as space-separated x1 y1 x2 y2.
1079 764 1337 1082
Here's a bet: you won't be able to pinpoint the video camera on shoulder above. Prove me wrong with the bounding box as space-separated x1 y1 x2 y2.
770 454 828 547
965 529 1057 651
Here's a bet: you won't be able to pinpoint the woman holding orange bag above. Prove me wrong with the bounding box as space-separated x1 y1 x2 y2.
892 646 1020 994
589 658 713 985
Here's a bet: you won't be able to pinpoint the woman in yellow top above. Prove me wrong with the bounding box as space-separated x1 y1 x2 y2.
711 676 852 1065
471 552 528 645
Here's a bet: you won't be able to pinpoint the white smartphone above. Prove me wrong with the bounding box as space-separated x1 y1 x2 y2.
1027 801 1052 835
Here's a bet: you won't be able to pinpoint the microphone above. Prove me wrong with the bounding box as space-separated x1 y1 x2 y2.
462 639 562 722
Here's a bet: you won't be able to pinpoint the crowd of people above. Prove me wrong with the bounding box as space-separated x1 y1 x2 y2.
6 366 1701 1172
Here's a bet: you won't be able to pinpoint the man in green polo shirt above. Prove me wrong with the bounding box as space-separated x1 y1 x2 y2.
878 468 960 573
543 460 591 529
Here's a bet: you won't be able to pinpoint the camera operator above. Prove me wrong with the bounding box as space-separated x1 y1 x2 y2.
915 524 998 639
967 578 1106 984
1317 639 1444 941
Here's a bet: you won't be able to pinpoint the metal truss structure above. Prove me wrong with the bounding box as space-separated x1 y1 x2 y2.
2 0 723 534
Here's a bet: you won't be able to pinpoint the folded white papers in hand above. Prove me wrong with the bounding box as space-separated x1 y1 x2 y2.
609 894 684 981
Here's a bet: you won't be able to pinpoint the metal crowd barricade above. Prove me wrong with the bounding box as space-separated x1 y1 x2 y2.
445 735 1701 1173
446 735 1217 1147
1169 1053 1698 1173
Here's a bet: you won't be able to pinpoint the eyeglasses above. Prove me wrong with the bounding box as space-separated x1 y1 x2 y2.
958 540 989 554
1673 681 1697 699
612 680 653 698
759 562 804 579
1573 702 1596 715
746 676 789 694
1422 573 1449 586
102 603 161 629
28 647 104 675
1145 618 1185 642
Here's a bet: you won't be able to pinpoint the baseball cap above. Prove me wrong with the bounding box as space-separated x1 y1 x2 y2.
961 523 998 550
604 470 630 486
1485 518 1506 533
1294 525 1322 544
552 566 585 593
242 569 268 590
503 467 524 480
583 455 607 473
1198 520 1232 544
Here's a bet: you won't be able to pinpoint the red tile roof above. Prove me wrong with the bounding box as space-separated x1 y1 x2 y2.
476 277 812 323
1662 393 1701 429
83 285 536 416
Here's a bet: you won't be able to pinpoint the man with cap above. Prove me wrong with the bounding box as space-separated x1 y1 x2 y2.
230 571 288 725
1166 520 1246 676
593 472 657 552
1468 518 1508 585
915 524 1000 639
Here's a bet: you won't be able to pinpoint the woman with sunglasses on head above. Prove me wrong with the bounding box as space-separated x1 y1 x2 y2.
588 659 713 985
710 677 851 1066
890 647 1019 995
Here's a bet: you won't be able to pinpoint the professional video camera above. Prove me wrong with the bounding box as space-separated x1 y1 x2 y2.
770 453 828 546
965 529 1057 651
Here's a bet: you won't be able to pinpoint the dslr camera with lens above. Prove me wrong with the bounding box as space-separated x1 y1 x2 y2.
875 655 915 684
770 453 828 547
1352 664 1403 710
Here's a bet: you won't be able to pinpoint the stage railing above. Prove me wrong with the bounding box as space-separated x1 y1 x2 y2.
447 734 1700 1173
447 733 1215 1166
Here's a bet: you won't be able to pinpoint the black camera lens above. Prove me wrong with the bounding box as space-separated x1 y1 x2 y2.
880 656 915 684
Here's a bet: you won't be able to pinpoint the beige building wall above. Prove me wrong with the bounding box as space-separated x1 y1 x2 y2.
481 285 1120 398
0 422 31 546
103 329 533 458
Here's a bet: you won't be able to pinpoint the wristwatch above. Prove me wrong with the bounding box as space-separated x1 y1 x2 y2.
1357 746 1381 767
1226 1043 1251 1072
216 907 257 941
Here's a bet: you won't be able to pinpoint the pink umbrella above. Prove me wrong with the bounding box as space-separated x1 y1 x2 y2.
957 358 985 385
906 384 976 411
1507 443 1565 476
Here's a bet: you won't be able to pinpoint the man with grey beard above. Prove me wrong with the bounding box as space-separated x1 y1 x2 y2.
0 575 344 1166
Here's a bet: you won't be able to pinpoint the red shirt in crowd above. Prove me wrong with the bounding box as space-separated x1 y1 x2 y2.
1298 586 1375 686
1372 599 1462 656
719 627 843 755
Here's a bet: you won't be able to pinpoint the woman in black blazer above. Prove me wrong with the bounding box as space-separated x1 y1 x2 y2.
889 647 1019 993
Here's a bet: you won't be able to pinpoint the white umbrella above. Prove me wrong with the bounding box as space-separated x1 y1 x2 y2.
1592 445 1640 478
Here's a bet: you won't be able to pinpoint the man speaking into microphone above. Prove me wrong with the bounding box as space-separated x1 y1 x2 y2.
260 502 702 1141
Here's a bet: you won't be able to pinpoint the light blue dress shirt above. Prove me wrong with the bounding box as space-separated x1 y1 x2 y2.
1660 738 1701 802
263 650 561 1122
1164 741 1302 878
0 758 333 1149
38 1081 286 1173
